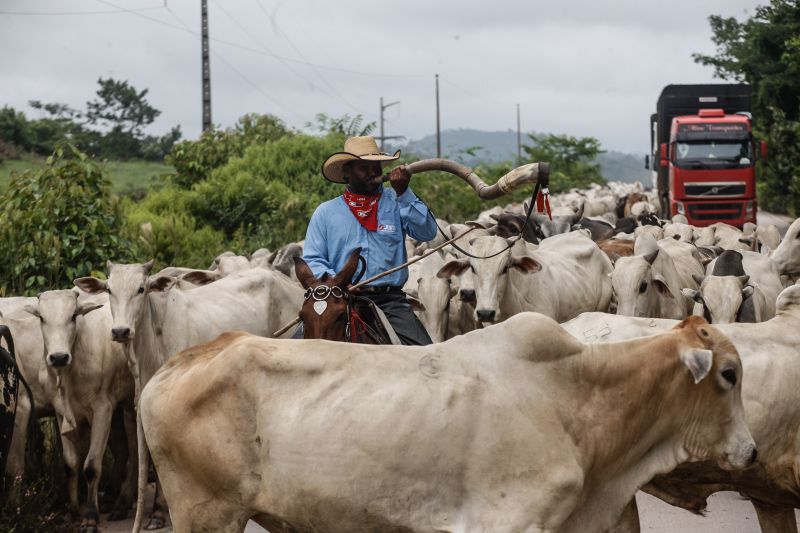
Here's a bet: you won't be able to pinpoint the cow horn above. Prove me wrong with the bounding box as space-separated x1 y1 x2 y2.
404 159 549 200
642 249 659 265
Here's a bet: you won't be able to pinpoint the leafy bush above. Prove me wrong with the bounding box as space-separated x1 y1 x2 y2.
187 132 342 249
0 145 132 295
167 113 291 188
124 186 228 269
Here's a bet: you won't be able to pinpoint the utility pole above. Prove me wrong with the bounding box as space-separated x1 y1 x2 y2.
377 97 402 151
516 103 521 164
201 0 212 132
435 73 441 158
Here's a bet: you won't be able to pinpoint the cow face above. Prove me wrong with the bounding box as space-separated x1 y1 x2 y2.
413 274 454 343
438 236 540 326
24 290 103 369
673 318 756 470
770 217 800 276
683 276 751 324
74 259 160 343
611 254 674 318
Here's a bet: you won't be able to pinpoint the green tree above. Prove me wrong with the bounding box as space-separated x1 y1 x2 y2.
86 78 161 158
521 133 606 192
693 0 800 214
306 113 375 137
0 145 132 295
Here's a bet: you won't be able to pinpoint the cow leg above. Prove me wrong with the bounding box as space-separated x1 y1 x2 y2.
59 420 82 518
606 498 641 533
79 400 113 532
4 390 31 501
100 408 126 514
109 405 137 521
752 500 797 533
145 476 169 530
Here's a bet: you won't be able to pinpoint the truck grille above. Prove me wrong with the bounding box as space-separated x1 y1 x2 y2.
684 182 746 197
688 203 742 221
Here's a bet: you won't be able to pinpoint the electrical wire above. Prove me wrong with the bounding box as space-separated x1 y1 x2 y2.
161 4 309 124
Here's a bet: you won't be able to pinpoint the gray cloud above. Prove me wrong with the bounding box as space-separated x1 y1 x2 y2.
0 0 762 154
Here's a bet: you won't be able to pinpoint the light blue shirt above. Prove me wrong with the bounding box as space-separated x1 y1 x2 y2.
303 186 438 287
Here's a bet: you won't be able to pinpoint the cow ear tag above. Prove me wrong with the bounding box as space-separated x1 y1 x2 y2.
313 301 328 315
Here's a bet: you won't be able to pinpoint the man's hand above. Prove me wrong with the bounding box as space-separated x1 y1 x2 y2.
387 165 411 195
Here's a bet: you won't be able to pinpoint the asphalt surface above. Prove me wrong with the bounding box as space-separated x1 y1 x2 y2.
103 490 799 532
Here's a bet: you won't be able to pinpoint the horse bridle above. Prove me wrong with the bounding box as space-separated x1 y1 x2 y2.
302 284 388 343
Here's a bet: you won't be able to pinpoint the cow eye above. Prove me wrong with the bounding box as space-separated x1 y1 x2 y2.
501 265 510 274
137 286 145 294
469 265 476 273
638 281 648 293
721 368 737 386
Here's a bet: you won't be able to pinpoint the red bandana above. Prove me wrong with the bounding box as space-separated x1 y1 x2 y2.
342 190 381 231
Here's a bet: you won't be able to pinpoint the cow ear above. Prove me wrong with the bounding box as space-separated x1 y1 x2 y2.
652 274 674 298
681 288 703 304
23 303 40 319
407 295 426 312
76 302 104 316
148 276 177 293
742 285 755 298
681 347 713 384
511 256 542 274
466 220 488 230
73 277 108 294
181 270 220 286
437 259 470 279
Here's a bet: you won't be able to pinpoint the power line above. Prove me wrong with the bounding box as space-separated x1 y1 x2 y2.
0 6 164 16
162 3 308 124
96 0 426 79
252 0 360 113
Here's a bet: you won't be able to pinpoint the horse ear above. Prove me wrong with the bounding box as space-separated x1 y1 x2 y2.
293 256 318 290
332 247 363 288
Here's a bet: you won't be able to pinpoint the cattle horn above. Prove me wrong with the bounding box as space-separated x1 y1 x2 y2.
403 159 550 200
642 249 659 265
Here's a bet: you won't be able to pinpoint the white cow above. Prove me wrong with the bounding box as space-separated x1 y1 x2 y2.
403 252 454 343
74 260 304 530
770 217 800 277
611 234 696 319
563 284 800 533
686 250 784 323
23 290 136 528
438 231 612 325
142 314 754 533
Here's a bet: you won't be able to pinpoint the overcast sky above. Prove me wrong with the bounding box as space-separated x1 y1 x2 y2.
1 0 761 154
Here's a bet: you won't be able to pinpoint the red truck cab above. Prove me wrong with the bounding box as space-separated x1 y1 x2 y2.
649 84 765 228
667 109 759 227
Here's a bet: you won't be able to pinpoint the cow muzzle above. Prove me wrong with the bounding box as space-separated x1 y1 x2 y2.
111 327 133 343
722 436 758 470
48 352 71 368
476 309 496 323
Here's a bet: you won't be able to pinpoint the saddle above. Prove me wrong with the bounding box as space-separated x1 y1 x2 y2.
349 296 402 345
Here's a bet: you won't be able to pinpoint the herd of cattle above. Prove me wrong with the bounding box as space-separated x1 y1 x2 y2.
3 180 800 532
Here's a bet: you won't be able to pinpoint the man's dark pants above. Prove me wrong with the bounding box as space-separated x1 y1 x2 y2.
292 290 432 345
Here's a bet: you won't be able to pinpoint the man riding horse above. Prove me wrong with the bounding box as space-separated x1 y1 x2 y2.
293 136 437 345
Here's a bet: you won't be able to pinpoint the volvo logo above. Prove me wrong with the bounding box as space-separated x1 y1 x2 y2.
710 186 720 194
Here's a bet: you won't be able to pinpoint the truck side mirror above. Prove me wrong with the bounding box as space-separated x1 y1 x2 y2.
760 140 767 160
659 143 669 168
644 155 650 170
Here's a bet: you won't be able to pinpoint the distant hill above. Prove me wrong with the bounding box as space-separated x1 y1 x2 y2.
396 128 650 184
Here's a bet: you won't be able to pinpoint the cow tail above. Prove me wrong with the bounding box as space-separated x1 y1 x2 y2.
132 383 148 533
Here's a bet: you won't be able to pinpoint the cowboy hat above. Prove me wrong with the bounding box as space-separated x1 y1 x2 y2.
322 136 401 184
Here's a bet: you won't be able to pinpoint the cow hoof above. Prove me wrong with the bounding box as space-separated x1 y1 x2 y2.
145 516 166 530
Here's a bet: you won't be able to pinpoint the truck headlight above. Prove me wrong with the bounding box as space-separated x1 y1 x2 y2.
745 200 755 218
675 201 685 215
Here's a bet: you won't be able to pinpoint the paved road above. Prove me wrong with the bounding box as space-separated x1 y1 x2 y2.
758 209 794 235
103 490 799 532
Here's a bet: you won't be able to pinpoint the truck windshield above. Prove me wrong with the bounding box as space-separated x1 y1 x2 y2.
674 141 752 168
